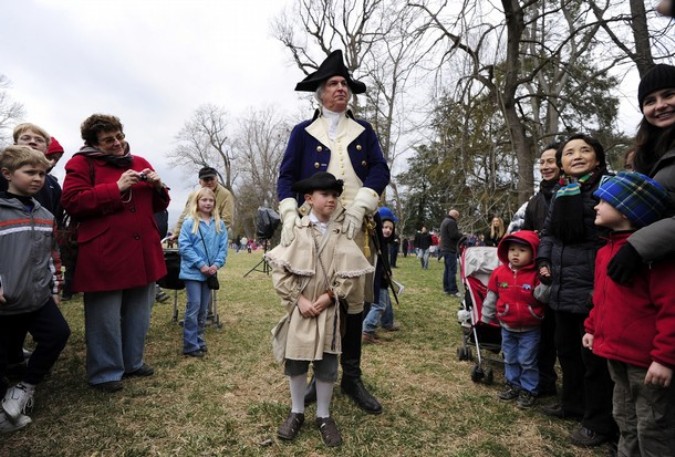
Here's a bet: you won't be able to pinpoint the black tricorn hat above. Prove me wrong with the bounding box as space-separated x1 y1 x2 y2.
291 172 344 196
294 50 367 94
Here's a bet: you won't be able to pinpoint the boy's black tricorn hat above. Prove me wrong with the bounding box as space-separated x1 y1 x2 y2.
291 172 344 196
294 50 367 94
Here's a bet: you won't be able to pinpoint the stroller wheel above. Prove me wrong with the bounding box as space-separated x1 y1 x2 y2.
470 364 485 383
457 346 471 361
484 367 494 385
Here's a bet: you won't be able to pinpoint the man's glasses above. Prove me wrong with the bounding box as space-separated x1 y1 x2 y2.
99 133 126 146
19 135 47 144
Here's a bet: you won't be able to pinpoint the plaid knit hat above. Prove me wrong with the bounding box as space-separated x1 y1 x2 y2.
637 64 675 110
593 172 668 228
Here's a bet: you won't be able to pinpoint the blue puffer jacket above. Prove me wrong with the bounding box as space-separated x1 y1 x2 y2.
178 216 228 281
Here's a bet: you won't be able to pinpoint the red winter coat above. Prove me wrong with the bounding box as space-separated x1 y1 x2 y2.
485 230 546 331
61 152 169 293
585 231 675 369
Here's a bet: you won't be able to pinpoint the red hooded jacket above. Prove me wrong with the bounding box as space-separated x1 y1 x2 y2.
585 231 675 369
483 230 546 331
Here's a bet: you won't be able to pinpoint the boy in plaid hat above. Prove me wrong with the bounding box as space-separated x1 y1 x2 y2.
583 171 675 457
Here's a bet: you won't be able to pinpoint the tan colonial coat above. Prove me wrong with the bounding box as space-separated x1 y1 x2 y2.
265 207 374 361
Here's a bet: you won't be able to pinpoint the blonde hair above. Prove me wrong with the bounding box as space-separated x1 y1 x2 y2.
490 217 505 239
0 145 51 172
188 187 222 234
13 123 51 144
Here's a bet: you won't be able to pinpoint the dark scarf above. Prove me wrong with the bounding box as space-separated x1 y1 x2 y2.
74 143 134 168
550 171 601 244
539 178 558 203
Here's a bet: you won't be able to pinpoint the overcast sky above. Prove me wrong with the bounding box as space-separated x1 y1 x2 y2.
0 0 658 228
1 0 303 226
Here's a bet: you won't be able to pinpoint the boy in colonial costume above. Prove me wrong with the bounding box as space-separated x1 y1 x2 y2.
266 172 373 447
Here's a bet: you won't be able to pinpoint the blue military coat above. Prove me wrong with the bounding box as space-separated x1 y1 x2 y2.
277 115 390 204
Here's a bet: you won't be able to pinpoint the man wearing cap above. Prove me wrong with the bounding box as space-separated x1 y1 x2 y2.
173 166 235 237
277 50 390 415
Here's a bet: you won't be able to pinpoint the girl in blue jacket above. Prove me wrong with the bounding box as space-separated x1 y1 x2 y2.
178 187 227 357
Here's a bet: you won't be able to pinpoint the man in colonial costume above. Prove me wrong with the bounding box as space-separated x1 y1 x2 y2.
277 50 390 415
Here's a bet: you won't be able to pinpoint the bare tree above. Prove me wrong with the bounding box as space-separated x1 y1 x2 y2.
169 104 235 190
409 0 624 203
232 106 291 236
273 0 385 109
273 0 430 217
587 0 675 76
0 74 25 145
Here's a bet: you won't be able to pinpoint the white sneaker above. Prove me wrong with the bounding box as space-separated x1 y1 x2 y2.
2 384 34 421
0 411 32 433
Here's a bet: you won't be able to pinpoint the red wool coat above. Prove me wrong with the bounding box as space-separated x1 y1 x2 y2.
585 231 675 370
61 153 169 293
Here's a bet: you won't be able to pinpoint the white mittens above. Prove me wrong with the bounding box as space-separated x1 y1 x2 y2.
343 187 380 240
279 198 301 247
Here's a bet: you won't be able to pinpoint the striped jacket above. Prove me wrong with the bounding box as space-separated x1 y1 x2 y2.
0 194 62 315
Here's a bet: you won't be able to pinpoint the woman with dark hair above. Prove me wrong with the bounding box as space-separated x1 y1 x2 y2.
61 114 170 392
607 64 675 284
537 133 616 448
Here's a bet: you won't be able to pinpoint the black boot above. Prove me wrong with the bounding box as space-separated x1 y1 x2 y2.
341 377 382 415
339 311 382 414
304 376 317 406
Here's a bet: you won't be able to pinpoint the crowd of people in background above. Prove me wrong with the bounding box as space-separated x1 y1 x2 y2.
1 42 674 457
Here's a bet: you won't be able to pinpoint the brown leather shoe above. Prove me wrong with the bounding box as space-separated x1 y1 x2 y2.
362 332 379 344
277 412 304 440
315 416 342 447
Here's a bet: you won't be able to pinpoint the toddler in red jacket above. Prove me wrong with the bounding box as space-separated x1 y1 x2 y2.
481 230 550 408
583 171 675 457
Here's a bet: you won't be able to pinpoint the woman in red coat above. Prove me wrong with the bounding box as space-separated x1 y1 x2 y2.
61 114 169 392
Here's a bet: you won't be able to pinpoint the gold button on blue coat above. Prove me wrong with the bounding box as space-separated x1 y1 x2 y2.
314 162 320 168
356 145 362 151
361 160 367 167
316 146 323 152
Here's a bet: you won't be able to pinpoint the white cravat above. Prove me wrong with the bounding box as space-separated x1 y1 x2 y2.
322 108 343 141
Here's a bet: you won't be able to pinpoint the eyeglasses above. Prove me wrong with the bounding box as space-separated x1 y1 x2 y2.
98 133 126 146
18 135 47 144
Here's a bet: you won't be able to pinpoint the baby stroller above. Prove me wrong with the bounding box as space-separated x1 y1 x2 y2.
456 238 501 384
157 239 185 323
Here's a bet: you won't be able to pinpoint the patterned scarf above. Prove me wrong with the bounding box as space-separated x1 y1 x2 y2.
74 144 134 168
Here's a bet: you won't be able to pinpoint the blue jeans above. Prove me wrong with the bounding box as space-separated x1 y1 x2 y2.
442 251 459 293
381 289 395 329
183 280 211 353
501 327 541 394
418 248 430 269
363 288 391 333
83 283 154 385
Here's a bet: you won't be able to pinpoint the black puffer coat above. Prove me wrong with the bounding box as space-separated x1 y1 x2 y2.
537 173 608 315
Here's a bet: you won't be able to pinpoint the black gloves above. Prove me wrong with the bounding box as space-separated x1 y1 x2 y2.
607 242 642 284
536 259 552 286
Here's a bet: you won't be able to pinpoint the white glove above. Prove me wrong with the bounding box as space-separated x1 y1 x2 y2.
343 187 380 240
279 198 301 247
